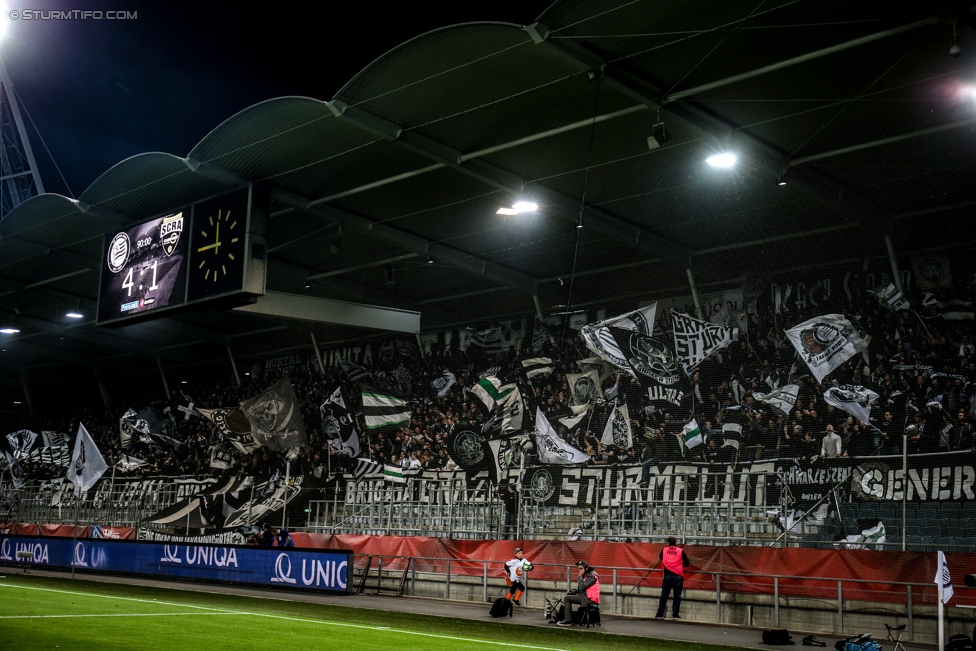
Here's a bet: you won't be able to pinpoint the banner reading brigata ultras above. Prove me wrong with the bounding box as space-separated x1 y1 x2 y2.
0 536 351 593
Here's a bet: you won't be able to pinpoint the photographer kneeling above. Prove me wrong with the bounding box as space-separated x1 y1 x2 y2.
557 560 600 626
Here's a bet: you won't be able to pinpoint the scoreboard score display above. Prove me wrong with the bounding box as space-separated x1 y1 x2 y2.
97 185 268 326
97 211 188 323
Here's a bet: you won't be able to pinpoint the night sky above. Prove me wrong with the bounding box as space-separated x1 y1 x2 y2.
1 0 551 199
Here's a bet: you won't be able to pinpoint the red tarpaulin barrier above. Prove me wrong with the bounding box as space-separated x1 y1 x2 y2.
8 523 970 605
289 533 976 606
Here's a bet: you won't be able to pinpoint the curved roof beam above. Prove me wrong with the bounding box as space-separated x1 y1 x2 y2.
525 22 897 234
325 99 691 262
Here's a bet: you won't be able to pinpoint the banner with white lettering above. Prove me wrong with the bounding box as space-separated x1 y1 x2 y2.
670 310 738 372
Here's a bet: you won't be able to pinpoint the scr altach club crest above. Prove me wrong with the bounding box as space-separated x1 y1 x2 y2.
159 212 184 257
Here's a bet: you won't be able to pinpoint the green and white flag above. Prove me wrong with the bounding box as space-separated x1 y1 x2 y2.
682 419 703 449
383 464 406 484
472 376 524 432
362 386 411 431
472 376 516 410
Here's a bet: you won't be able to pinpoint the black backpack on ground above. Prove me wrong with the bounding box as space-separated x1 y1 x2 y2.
763 629 795 645
489 597 513 618
946 635 973 651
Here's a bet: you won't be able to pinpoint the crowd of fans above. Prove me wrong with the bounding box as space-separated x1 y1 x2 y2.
4 285 975 486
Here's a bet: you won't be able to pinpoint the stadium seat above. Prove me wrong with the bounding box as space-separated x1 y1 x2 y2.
878 503 899 521
939 502 961 520
858 502 878 520
943 526 965 538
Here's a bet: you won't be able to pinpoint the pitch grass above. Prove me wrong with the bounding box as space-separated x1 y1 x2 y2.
0 575 742 651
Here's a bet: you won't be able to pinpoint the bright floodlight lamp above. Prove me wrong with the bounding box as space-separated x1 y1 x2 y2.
0 327 19 334
66 312 84 319
706 153 737 168
647 123 670 150
497 201 538 215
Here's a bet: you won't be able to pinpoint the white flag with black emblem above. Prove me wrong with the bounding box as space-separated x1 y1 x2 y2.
534 408 589 465
785 314 871 383
65 423 108 495
601 403 633 449
935 550 953 604
754 384 800 417
431 369 457 398
670 310 738 372
580 304 657 369
823 385 879 425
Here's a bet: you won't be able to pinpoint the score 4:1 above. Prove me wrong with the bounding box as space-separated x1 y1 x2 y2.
121 260 159 296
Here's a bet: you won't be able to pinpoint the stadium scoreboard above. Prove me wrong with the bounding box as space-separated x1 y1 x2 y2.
97 184 269 326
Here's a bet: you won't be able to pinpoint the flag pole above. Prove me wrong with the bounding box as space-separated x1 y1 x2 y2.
937 580 944 651
71 488 80 580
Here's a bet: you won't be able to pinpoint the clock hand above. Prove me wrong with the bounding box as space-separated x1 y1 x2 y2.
215 220 220 255
197 240 222 253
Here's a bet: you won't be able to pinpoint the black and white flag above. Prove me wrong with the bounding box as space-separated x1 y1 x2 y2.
3 452 25 488
354 457 383 482
391 363 413 394
116 454 149 472
470 326 503 353
431 369 457 398
4 429 39 461
754 384 800 417
721 423 743 450
26 445 71 467
671 310 738 372
823 385 879 424
785 314 871 383
601 403 633 449
566 370 601 407
521 357 554 379
66 423 108 495
207 441 235 470
535 408 589 465
198 407 259 455
339 358 373 384
608 328 688 406
42 431 67 448
581 304 657 369
241 378 308 451
531 318 552 353
320 386 361 457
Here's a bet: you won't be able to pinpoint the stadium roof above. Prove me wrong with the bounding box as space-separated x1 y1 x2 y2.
0 0 973 394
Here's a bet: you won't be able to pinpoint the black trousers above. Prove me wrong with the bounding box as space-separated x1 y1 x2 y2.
656 573 683 617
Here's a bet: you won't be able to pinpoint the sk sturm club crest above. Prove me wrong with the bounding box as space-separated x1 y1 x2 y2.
159 212 183 256
446 428 486 470
609 328 687 406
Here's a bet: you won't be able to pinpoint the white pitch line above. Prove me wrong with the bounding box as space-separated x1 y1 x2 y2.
0 583 574 651
0 612 244 619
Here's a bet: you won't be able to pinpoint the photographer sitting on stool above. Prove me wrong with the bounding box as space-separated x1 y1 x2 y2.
557 560 600 626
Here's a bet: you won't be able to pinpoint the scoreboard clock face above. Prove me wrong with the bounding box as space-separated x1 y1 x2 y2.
96 212 188 325
187 188 250 303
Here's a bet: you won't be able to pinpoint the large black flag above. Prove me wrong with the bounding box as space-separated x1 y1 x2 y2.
608 327 689 407
319 387 360 457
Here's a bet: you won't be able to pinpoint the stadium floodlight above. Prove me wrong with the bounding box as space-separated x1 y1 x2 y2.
706 153 737 168
66 312 84 319
497 201 538 215
0 328 19 334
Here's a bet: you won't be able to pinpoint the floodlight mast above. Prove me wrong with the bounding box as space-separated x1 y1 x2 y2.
0 42 46 218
